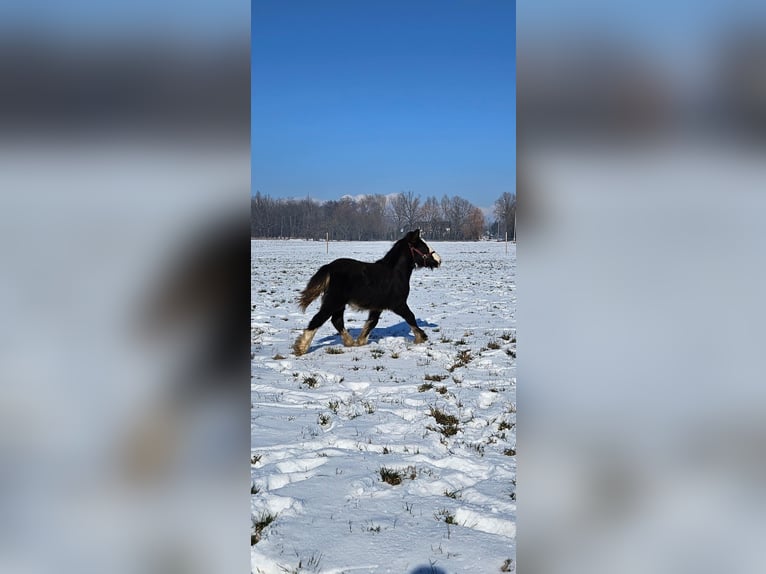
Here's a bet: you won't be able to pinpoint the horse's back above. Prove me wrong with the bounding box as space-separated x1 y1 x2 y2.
323 258 385 299
329 257 363 265
326 257 369 274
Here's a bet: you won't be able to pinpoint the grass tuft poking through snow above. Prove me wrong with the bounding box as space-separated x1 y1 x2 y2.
301 376 318 388
429 406 461 437
434 508 457 524
448 349 473 371
380 465 417 486
252 511 278 546
501 557 515 572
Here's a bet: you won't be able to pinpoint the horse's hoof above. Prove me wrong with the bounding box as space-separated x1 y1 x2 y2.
414 334 428 344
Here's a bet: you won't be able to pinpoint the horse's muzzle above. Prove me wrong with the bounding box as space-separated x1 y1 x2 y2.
424 251 441 269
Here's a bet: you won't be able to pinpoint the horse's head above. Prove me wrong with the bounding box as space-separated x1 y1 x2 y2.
406 229 441 269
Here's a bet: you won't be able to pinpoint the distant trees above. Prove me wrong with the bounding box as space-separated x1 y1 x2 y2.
389 191 421 233
493 192 516 240
465 206 486 240
251 190 514 241
358 195 387 240
250 192 397 241
420 196 442 239
442 196 473 239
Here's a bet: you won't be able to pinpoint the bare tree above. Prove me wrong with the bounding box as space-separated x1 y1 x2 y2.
439 195 452 237
493 192 516 239
463 206 486 240
441 195 474 239
358 195 387 240
251 191 277 237
420 196 441 238
389 191 422 232
402 190 422 230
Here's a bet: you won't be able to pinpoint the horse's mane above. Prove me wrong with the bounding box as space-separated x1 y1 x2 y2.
376 237 410 267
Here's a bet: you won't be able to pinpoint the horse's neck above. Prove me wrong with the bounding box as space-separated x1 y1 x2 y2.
380 241 405 265
391 250 414 278
380 244 414 276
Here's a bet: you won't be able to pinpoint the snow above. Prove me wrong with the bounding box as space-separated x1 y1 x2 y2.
252 240 516 573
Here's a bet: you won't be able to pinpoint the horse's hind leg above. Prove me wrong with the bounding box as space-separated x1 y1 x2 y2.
392 304 428 344
331 308 354 347
356 309 381 346
293 305 333 356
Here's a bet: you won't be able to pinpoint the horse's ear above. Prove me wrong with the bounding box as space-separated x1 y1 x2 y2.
406 229 420 243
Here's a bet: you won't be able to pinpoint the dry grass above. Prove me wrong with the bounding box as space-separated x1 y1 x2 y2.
434 508 456 524
302 376 319 388
251 511 277 545
429 407 460 436
448 349 473 372
379 465 417 486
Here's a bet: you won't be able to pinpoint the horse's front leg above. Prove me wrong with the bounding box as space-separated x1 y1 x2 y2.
392 304 428 344
331 308 355 347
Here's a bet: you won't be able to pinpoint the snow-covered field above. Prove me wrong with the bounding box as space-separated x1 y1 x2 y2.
252 240 516 574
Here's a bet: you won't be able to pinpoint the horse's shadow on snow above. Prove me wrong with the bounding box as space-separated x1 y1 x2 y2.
314 319 439 349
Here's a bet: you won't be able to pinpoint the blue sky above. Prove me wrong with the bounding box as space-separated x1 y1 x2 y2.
252 0 516 210
0 1 248 41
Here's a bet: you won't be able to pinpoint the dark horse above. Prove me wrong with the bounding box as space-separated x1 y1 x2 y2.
293 230 441 356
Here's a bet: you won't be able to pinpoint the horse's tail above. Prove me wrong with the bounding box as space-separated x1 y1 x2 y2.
298 266 331 311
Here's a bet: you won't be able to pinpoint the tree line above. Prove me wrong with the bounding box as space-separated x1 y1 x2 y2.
251 191 515 241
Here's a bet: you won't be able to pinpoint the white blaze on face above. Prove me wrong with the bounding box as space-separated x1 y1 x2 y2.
422 239 441 265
